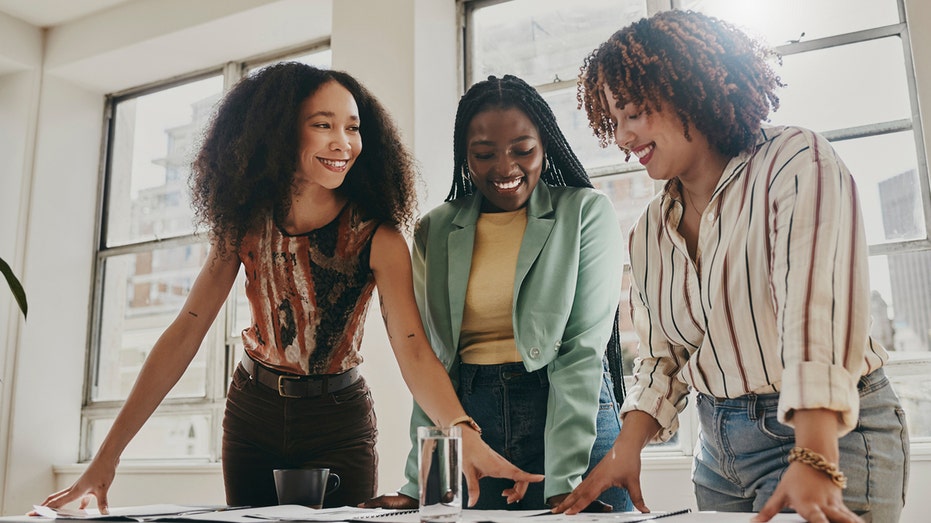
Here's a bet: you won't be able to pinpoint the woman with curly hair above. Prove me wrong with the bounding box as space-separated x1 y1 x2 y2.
555 10 909 523
365 74 632 512
38 63 541 511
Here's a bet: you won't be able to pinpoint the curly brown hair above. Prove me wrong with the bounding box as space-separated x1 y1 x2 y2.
191 62 417 257
578 9 783 157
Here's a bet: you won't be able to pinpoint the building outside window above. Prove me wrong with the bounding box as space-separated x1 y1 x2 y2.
464 0 931 454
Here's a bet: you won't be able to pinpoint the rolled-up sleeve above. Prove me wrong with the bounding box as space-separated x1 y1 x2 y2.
768 130 871 435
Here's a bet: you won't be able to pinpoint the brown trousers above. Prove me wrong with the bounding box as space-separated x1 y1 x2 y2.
222 364 378 507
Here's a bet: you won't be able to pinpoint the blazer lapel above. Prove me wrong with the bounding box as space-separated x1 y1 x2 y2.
446 196 481 347
515 184 556 287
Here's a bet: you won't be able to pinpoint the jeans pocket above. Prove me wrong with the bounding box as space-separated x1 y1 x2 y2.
758 407 794 442
330 379 369 405
229 364 252 393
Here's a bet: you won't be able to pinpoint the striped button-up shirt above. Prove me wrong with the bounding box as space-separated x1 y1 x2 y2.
622 125 888 440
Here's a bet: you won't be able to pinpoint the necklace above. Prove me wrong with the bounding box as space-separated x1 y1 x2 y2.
683 186 707 218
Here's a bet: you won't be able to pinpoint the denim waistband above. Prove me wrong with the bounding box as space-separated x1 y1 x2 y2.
458 361 548 390
698 368 887 410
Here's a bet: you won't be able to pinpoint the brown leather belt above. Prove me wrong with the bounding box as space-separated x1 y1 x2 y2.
241 353 361 398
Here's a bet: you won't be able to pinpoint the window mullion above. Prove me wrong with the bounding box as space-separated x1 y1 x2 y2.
774 23 904 56
899 24 931 237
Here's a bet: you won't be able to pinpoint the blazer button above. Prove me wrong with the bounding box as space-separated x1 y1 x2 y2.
554 340 561 351
529 347 541 359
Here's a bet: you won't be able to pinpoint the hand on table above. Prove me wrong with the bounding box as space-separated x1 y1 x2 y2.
35 456 118 514
753 463 864 523
552 442 648 515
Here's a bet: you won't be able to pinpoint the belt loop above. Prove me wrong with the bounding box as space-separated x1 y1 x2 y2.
748 395 759 421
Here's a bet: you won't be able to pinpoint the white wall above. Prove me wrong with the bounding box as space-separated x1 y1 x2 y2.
0 0 929 520
0 11 44 513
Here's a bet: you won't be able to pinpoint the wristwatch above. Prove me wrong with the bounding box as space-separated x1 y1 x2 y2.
448 414 482 435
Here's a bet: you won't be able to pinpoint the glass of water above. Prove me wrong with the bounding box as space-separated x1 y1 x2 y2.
417 426 462 522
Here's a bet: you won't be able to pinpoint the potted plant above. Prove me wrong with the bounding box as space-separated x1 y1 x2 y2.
0 256 27 318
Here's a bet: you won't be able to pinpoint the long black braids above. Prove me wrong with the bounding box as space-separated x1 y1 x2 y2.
448 74 626 404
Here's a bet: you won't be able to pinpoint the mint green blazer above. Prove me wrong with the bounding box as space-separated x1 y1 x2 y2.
398 183 624 500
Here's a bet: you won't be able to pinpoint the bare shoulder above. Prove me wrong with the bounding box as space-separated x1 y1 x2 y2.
371 224 412 271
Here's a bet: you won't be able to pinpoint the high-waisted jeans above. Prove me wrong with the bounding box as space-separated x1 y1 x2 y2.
222 363 378 507
693 368 909 521
458 360 632 511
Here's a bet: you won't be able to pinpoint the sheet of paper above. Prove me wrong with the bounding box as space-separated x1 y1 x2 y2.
247 506 417 522
650 513 805 522
31 505 226 521
24 506 806 523
349 509 691 523
443 510 803 523
461 510 690 523
169 506 421 523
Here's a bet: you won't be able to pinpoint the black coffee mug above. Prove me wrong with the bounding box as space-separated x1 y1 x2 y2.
273 468 341 508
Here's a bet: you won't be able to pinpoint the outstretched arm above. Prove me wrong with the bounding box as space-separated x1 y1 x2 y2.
39 245 240 512
369 225 544 507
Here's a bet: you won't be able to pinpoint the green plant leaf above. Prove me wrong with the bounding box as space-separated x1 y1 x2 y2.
0 256 27 319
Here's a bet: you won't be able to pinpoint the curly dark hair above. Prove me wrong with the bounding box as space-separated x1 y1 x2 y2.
578 9 783 157
447 74 593 201
191 62 417 256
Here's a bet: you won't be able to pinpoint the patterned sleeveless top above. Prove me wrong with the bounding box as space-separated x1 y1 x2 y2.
239 203 379 375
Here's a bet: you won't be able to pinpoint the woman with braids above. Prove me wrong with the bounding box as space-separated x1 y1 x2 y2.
364 74 632 512
38 63 542 511
554 10 909 523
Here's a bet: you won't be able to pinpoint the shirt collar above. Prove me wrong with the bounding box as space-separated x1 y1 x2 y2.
660 125 784 215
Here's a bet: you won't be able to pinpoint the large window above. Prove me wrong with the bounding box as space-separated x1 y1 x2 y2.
465 0 931 453
83 45 331 462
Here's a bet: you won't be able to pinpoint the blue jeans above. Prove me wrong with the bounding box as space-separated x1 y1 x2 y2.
693 369 909 521
590 367 634 512
458 361 632 511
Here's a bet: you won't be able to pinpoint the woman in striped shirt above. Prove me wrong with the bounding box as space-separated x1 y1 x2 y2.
556 10 909 523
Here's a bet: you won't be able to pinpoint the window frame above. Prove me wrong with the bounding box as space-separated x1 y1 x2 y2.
754 3 931 447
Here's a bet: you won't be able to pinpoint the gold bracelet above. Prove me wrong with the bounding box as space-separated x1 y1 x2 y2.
447 415 482 435
787 446 848 489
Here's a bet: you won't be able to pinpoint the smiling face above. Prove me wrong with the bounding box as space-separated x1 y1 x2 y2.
294 81 362 190
465 107 543 213
602 84 717 183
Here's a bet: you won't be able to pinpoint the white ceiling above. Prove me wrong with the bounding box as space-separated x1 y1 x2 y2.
0 0 133 27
